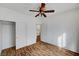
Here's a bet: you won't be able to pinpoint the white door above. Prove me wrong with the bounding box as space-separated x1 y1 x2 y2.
1 21 15 50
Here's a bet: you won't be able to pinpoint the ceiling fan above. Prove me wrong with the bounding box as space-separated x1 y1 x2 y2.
29 3 55 17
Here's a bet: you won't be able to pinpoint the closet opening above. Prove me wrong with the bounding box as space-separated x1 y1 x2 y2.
0 20 16 56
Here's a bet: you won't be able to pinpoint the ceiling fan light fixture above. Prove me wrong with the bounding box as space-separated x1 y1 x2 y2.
29 3 55 17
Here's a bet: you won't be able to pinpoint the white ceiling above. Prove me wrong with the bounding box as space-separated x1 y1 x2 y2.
0 3 79 15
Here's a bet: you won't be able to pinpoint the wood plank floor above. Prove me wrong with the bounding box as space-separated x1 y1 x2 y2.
1 35 79 56
1 42 79 56
1 47 16 56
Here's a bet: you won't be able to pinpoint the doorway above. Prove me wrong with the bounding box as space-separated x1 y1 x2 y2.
36 24 42 43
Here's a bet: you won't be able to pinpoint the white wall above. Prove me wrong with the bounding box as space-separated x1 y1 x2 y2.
41 8 79 52
16 21 36 49
0 7 36 49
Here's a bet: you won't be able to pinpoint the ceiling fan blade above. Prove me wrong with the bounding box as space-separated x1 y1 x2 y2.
42 13 47 17
29 10 39 12
35 13 40 17
44 10 55 13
